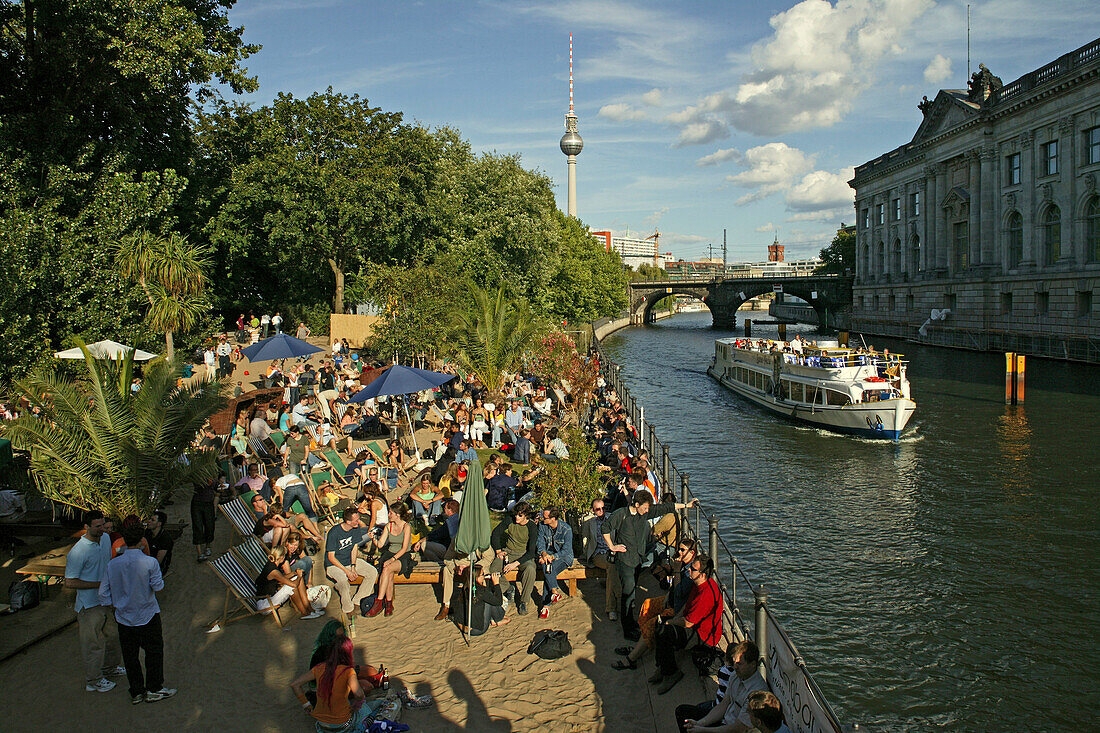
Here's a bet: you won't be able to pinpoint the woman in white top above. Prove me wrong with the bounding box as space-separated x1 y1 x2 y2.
332 339 342 356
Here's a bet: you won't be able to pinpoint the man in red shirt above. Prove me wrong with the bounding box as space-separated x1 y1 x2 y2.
652 552 723 694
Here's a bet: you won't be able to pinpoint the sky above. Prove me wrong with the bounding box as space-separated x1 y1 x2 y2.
227 0 1097 263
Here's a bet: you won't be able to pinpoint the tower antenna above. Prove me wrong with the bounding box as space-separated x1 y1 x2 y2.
967 5 971 77
569 33 574 113
559 33 583 217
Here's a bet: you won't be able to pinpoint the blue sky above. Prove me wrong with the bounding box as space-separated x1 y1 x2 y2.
228 0 1096 262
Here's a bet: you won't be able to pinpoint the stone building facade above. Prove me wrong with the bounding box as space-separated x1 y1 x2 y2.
849 38 1100 362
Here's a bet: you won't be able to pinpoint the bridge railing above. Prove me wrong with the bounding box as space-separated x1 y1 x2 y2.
654 271 842 284
591 342 846 733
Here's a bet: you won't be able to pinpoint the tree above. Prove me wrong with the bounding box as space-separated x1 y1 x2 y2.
361 263 461 361
531 426 607 520
546 214 627 325
116 229 211 361
449 287 542 394
817 227 855 275
6 345 223 519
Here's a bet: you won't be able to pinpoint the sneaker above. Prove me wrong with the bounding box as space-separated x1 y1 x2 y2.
516 600 529 616
86 678 115 693
538 607 549 620
550 591 564 604
144 687 177 703
103 665 127 678
131 694 145 705
302 610 325 620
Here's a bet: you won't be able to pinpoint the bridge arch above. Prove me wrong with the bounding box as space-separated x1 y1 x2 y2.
629 285 711 324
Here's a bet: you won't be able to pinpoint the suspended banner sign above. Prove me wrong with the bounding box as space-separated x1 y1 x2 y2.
773 284 784 293
765 617 844 733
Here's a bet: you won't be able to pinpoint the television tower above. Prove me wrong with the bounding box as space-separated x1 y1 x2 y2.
559 33 583 217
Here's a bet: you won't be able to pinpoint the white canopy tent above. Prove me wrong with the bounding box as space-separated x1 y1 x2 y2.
54 340 158 361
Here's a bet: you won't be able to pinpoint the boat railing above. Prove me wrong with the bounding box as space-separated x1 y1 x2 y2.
594 343 846 733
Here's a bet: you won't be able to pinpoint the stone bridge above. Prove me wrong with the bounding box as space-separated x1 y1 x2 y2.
627 274 852 328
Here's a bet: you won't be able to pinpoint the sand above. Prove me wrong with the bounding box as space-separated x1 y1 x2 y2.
0 345 714 731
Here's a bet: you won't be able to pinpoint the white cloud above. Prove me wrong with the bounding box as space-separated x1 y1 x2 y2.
641 88 665 106
923 53 952 84
725 143 814 204
675 120 730 147
664 0 934 140
598 103 651 122
695 147 743 167
785 166 856 211
786 209 847 223
755 222 777 233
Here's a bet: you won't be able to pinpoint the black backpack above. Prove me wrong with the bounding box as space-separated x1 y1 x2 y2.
527 629 572 660
6 579 40 613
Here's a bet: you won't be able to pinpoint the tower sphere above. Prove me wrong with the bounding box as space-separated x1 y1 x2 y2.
560 130 583 156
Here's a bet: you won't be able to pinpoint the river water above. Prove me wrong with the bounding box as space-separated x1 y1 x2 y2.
600 311 1098 731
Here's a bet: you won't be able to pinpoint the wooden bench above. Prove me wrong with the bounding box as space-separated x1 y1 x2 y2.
392 560 605 597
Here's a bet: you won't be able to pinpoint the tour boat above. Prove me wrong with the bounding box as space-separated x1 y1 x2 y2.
707 337 916 440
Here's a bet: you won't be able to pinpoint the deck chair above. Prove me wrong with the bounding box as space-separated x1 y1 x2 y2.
207 551 285 628
219 497 256 538
306 470 346 523
231 535 269 575
249 437 279 468
269 430 286 448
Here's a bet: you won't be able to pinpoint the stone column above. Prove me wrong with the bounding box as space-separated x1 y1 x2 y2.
1059 116 1076 264
923 167 935 273
935 164 948 270
980 144 996 265
968 150 981 269
1019 131 1036 267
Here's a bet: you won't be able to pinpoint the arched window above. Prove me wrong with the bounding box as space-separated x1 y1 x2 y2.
1087 196 1100 263
861 244 870 277
892 239 902 275
1042 205 1061 266
1006 211 1023 268
910 235 921 275
876 242 884 275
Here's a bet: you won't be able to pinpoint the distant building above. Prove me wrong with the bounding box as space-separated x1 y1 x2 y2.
591 230 673 270
666 257 820 280
849 37 1100 362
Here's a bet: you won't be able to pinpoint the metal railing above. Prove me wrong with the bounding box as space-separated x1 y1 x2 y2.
592 342 845 732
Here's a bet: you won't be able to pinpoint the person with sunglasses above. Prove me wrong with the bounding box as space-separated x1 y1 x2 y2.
651 552 724 695
580 498 621 621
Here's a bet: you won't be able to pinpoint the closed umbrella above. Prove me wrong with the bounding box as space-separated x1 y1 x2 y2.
240 333 322 362
453 457 491 644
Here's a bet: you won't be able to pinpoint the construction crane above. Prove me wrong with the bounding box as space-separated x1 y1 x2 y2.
644 230 660 267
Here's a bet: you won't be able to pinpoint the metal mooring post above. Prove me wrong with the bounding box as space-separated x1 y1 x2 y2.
708 516 719 579
755 585 769 681
661 445 670 497
680 473 690 526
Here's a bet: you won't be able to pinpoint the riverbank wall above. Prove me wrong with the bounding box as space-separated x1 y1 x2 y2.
591 308 673 341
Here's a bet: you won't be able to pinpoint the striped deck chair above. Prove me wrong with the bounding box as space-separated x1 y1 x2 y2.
249 437 279 467
207 551 285 628
306 470 345 523
219 497 256 538
231 535 269 575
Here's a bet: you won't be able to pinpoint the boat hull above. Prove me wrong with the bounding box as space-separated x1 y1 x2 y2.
707 365 915 440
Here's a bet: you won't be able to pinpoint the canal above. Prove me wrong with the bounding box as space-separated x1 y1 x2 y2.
600 310 1098 731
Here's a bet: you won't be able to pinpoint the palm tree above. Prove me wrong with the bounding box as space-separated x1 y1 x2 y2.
115 230 210 361
6 343 224 519
450 287 541 394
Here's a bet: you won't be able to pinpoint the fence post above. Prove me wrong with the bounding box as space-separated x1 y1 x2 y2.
731 557 737 616
662 445 670 497
680 473 690 526
755 585 769 681
647 423 656 458
708 515 719 580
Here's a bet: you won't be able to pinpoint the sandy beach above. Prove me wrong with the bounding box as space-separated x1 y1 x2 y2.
0 345 713 732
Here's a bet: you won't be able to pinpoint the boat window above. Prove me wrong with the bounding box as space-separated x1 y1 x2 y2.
789 382 804 402
826 389 851 406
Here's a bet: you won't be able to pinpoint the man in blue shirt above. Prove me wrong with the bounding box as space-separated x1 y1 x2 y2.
503 400 525 443
536 507 574 620
512 429 532 465
455 438 478 465
99 516 176 704
64 510 125 693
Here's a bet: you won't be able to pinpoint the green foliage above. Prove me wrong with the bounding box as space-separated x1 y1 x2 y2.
6 346 224 519
449 287 543 393
531 427 606 518
362 264 462 360
817 228 855 275
530 332 599 425
630 262 668 281
547 214 627 325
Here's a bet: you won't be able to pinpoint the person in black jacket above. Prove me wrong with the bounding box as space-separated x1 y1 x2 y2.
489 502 538 615
453 567 512 636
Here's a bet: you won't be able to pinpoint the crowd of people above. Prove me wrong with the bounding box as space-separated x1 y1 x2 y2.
52 337 801 732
